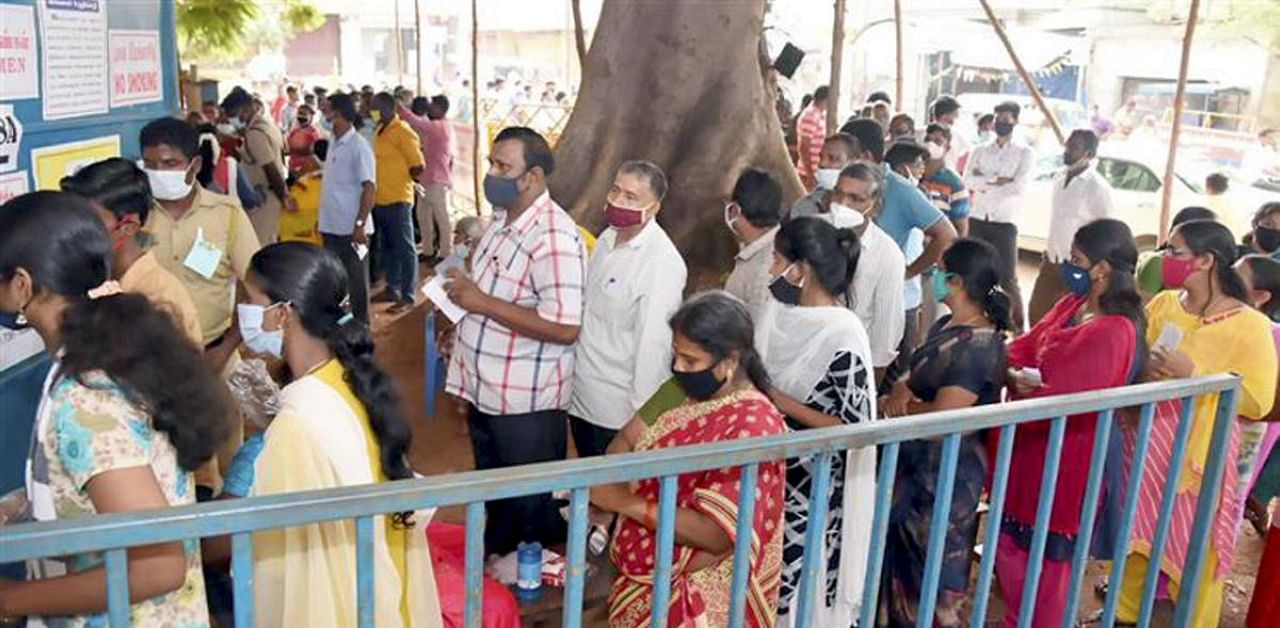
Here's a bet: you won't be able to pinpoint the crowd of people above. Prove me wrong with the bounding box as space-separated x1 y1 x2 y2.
1 79 1279 628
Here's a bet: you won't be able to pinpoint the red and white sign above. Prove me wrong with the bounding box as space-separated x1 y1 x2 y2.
0 4 38 100
108 30 161 107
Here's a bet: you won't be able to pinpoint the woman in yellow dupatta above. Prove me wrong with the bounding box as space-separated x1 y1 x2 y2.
240 243 443 628
591 291 788 627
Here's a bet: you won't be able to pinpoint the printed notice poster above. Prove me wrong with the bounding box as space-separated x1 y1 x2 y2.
31 134 119 190
0 170 28 204
39 0 109 120
0 4 39 100
0 104 22 172
109 30 161 107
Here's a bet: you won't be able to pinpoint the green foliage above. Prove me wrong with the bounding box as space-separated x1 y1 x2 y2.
177 0 324 64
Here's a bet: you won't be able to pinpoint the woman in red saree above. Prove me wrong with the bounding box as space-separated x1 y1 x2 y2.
591 291 787 627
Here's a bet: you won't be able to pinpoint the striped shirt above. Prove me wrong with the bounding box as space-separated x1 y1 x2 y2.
795 104 827 177
446 191 587 414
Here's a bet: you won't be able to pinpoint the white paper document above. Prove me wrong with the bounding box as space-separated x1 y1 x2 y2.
422 275 468 323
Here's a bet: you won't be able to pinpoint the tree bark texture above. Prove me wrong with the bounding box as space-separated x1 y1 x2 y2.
549 0 804 289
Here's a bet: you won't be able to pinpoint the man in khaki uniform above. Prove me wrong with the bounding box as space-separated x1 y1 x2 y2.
223 87 291 246
139 117 262 492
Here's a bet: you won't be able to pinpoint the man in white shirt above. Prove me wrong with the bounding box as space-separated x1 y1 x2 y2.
964 101 1035 332
570 161 687 456
825 162 907 385
724 169 784 320
1028 129 1115 324
1243 128 1280 192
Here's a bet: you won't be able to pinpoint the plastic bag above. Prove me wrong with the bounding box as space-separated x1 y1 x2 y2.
227 358 281 429
427 522 520 628
0 487 28 526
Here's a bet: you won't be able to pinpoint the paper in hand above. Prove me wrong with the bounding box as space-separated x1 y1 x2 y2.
1154 322 1183 352
422 275 468 322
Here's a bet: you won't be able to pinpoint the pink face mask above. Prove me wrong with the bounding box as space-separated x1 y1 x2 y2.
1161 255 1197 289
604 202 646 229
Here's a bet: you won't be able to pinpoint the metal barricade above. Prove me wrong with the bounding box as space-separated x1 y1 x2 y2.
0 374 1242 628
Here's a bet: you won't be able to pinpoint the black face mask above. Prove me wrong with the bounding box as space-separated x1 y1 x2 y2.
1256 226 1280 253
769 266 803 306
994 121 1015 137
673 363 725 401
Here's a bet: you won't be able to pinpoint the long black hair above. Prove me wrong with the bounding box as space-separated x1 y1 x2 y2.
668 291 771 394
1175 220 1250 305
247 243 414 485
1074 219 1148 376
1240 254 1280 322
774 216 860 299
942 238 1014 332
0 192 230 470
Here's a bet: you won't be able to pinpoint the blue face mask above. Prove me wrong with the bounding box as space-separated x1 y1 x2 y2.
1060 262 1093 297
237 302 285 358
931 271 954 303
483 170 526 210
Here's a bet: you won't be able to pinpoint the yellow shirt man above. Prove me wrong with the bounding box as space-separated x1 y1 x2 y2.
145 186 261 346
374 115 425 206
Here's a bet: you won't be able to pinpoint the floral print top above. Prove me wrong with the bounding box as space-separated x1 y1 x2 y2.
34 372 209 628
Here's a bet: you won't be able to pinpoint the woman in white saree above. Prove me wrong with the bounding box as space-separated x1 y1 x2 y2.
758 216 878 628
240 242 442 628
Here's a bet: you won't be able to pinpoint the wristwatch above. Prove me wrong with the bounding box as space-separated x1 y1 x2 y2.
355 218 366 228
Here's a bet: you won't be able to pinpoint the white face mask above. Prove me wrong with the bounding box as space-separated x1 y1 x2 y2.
826 202 866 229
143 165 194 201
925 141 946 161
216 123 237 136
237 303 285 358
814 168 841 191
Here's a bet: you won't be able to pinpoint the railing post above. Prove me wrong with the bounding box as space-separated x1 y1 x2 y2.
356 516 375 628
232 532 255 627
1062 410 1115 628
860 442 901 628
972 424 1018 626
651 475 679 628
1137 397 1197 627
1101 402 1158 626
795 452 835 628
1172 387 1239 628
726 463 760 628
1017 417 1067 627
464 502 485 628
104 548 130 628
562 487 590 628
917 434 962 628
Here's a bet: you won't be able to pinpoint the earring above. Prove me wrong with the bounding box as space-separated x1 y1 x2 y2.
14 309 27 326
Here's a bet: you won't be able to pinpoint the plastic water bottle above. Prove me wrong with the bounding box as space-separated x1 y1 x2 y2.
516 541 543 602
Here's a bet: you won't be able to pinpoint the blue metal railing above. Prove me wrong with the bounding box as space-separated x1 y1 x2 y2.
0 374 1241 628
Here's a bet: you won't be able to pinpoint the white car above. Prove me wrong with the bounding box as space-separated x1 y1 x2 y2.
1015 152 1208 253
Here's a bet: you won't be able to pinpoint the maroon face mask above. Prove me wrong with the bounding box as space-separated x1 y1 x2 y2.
604 202 646 229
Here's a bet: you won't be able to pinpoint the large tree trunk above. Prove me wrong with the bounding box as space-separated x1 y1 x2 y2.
549 0 803 290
